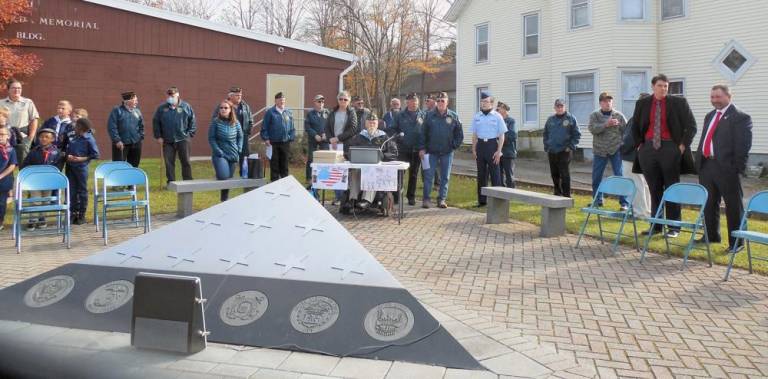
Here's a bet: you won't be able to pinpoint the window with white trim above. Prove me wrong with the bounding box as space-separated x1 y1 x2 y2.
523 13 539 56
620 0 645 20
669 80 685 96
475 86 489 113
662 0 686 20
713 40 755 82
571 0 590 29
521 81 539 127
565 73 596 126
475 23 489 64
620 71 647 117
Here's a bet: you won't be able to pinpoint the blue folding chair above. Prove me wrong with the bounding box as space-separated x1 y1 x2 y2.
14 171 70 253
12 166 63 239
576 176 639 253
724 190 768 281
93 161 134 231
640 183 712 268
102 168 151 245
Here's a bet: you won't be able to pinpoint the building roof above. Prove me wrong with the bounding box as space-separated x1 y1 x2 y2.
444 0 469 22
84 0 355 62
397 64 456 95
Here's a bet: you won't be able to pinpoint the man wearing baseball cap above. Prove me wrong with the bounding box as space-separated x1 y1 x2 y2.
107 91 144 167
588 92 628 209
152 86 197 184
260 91 295 181
305 94 329 182
543 98 580 197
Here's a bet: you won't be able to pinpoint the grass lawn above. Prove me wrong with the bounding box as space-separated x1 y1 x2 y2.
15 158 766 275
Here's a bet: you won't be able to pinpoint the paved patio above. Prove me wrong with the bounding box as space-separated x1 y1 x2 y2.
1 205 767 378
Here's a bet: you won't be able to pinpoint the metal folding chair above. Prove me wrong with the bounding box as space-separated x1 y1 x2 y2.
14 171 70 253
640 183 712 268
724 190 768 281
93 161 134 231
12 166 63 240
576 176 639 253
102 167 151 245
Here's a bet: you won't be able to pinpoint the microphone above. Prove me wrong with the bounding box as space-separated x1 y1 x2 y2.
380 132 404 150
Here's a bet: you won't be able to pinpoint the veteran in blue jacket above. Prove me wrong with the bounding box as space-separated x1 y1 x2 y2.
418 92 463 209
543 98 581 197
260 92 295 181
391 92 425 205
304 94 330 181
152 86 196 184
497 101 517 188
108 91 144 168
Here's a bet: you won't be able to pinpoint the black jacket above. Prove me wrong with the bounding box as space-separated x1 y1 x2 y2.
324 107 359 143
347 129 398 162
695 104 752 174
630 95 697 174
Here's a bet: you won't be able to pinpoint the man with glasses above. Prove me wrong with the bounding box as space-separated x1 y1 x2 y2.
226 87 253 177
108 91 144 167
391 93 425 205
261 92 295 181
305 94 329 182
1 78 39 164
351 96 371 128
152 86 197 184
471 92 506 206
419 92 463 209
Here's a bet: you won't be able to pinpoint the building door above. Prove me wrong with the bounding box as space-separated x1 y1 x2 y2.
266 74 305 131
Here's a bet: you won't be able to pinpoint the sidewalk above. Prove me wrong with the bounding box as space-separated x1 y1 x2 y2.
452 152 766 199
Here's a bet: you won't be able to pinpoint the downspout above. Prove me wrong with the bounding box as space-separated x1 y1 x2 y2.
339 57 358 92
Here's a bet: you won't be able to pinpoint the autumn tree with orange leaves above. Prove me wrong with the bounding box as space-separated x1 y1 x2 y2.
0 0 41 84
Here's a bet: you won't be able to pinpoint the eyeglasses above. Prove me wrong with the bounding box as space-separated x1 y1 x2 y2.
219 106 230 109
436 99 447 103
9 87 21 91
315 100 325 103
338 98 349 101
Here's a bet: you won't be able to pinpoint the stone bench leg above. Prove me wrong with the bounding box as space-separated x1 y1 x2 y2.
486 197 510 224
177 193 194 218
540 207 566 237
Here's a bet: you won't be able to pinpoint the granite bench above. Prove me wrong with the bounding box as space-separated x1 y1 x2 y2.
167 178 266 217
481 186 574 237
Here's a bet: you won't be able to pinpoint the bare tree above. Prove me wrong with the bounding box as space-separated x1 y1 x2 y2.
164 0 219 20
258 0 306 39
414 0 455 99
302 0 344 48
220 0 260 30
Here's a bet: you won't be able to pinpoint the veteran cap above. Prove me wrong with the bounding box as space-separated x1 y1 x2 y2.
554 98 566 106
599 92 613 101
121 91 136 100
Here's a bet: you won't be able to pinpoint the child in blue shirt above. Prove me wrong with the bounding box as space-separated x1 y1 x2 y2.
21 128 65 230
64 118 99 225
0 126 17 230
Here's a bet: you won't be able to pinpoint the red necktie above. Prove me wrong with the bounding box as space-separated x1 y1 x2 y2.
702 111 722 158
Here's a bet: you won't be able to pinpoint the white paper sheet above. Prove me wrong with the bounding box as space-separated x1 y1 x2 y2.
336 143 344 152
421 154 430 170
266 145 273 160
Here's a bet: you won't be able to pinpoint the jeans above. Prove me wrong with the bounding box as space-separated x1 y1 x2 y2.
212 156 236 201
592 151 628 206
422 152 453 201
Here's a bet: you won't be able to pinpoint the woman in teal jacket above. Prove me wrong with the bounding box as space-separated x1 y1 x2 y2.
209 100 243 201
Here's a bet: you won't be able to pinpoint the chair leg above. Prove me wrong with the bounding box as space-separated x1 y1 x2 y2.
703 225 712 267
103 207 108 245
146 205 152 232
747 240 753 274
640 223 656 263
681 226 698 269
575 213 591 248
663 225 671 257
631 217 640 252
612 215 628 254
597 215 604 244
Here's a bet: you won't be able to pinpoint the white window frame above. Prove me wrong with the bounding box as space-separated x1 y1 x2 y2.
522 12 541 57
712 40 757 83
520 80 539 130
562 70 599 127
668 78 685 97
661 0 687 21
618 0 647 21
617 68 651 118
570 0 591 30
475 23 489 64
475 85 490 113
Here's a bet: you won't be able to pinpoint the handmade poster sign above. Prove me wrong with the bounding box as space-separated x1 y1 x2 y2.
360 166 397 192
311 165 348 190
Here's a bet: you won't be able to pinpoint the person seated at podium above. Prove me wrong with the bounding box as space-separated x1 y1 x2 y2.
341 113 398 214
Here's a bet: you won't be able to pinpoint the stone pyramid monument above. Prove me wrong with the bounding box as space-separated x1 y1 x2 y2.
0 176 482 369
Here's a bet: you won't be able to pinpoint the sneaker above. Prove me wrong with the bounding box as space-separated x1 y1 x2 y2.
619 204 629 211
26 223 36 231
666 230 680 238
37 218 47 228
422 199 431 209
438 199 447 208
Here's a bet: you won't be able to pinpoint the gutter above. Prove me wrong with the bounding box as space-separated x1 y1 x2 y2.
339 57 358 92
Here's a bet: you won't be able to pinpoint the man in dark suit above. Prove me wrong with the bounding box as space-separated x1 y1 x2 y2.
695 84 752 252
631 74 697 238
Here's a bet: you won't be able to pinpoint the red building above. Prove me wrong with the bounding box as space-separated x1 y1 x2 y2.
2 0 355 156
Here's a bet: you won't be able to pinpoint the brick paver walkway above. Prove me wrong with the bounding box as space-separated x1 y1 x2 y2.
2 206 768 378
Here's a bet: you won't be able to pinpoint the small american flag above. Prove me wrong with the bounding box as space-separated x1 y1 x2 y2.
318 166 345 186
